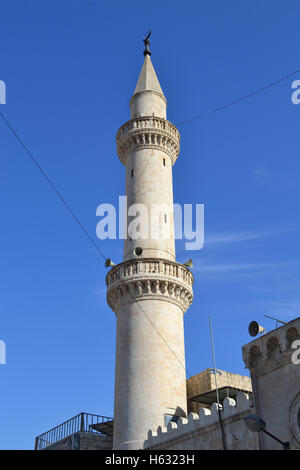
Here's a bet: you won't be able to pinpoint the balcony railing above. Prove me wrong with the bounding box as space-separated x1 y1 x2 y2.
35 412 113 450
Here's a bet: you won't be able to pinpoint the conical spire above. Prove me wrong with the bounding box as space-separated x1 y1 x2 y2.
130 39 167 119
133 54 165 99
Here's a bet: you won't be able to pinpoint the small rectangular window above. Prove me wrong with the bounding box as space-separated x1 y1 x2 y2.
164 214 167 223
163 158 166 166
131 169 134 177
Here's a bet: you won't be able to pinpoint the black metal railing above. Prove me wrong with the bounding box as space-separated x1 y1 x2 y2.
35 412 113 450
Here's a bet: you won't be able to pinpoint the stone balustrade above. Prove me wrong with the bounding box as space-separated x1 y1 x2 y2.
106 258 193 314
116 116 180 165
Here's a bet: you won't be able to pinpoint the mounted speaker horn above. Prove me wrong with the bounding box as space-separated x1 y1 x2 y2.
105 258 116 268
184 259 193 269
134 247 143 256
248 321 266 337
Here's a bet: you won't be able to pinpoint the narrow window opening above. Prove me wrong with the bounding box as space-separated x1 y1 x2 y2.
131 169 134 178
164 214 167 223
163 158 166 166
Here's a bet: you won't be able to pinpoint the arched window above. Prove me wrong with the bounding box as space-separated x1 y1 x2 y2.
286 327 300 349
266 336 281 361
249 345 262 368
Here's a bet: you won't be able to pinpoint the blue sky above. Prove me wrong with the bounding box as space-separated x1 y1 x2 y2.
0 0 300 449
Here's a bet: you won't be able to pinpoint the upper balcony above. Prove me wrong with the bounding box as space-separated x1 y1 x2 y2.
116 116 180 165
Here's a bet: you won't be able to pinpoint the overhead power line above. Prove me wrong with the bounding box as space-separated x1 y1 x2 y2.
0 110 192 378
1 65 299 380
116 266 193 378
177 67 300 126
0 111 107 261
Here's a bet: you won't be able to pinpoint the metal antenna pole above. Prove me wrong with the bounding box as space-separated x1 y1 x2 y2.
264 314 287 326
209 316 227 450
209 316 220 407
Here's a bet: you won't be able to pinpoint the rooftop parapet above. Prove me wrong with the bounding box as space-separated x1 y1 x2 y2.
144 392 254 450
242 317 300 375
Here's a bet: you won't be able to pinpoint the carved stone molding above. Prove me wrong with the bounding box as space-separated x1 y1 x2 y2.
116 116 180 166
106 258 193 314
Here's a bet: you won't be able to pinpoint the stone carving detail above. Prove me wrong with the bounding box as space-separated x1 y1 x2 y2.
116 116 180 165
106 258 193 314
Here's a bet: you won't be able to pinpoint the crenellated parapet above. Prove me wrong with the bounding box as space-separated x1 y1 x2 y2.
116 116 180 166
106 258 193 314
144 392 258 450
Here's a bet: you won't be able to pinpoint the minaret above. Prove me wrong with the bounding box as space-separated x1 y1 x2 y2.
106 36 193 450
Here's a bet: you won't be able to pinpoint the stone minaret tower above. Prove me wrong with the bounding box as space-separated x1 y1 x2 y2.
106 38 193 450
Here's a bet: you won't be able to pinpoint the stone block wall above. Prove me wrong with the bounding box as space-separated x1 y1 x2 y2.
187 368 252 414
44 432 113 450
243 316 300 450
144 392 258 450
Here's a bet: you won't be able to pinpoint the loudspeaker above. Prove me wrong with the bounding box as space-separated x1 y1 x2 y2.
248 321 265 337
105 258 116 268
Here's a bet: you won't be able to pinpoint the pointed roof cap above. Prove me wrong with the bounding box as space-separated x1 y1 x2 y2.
133 54 165 99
